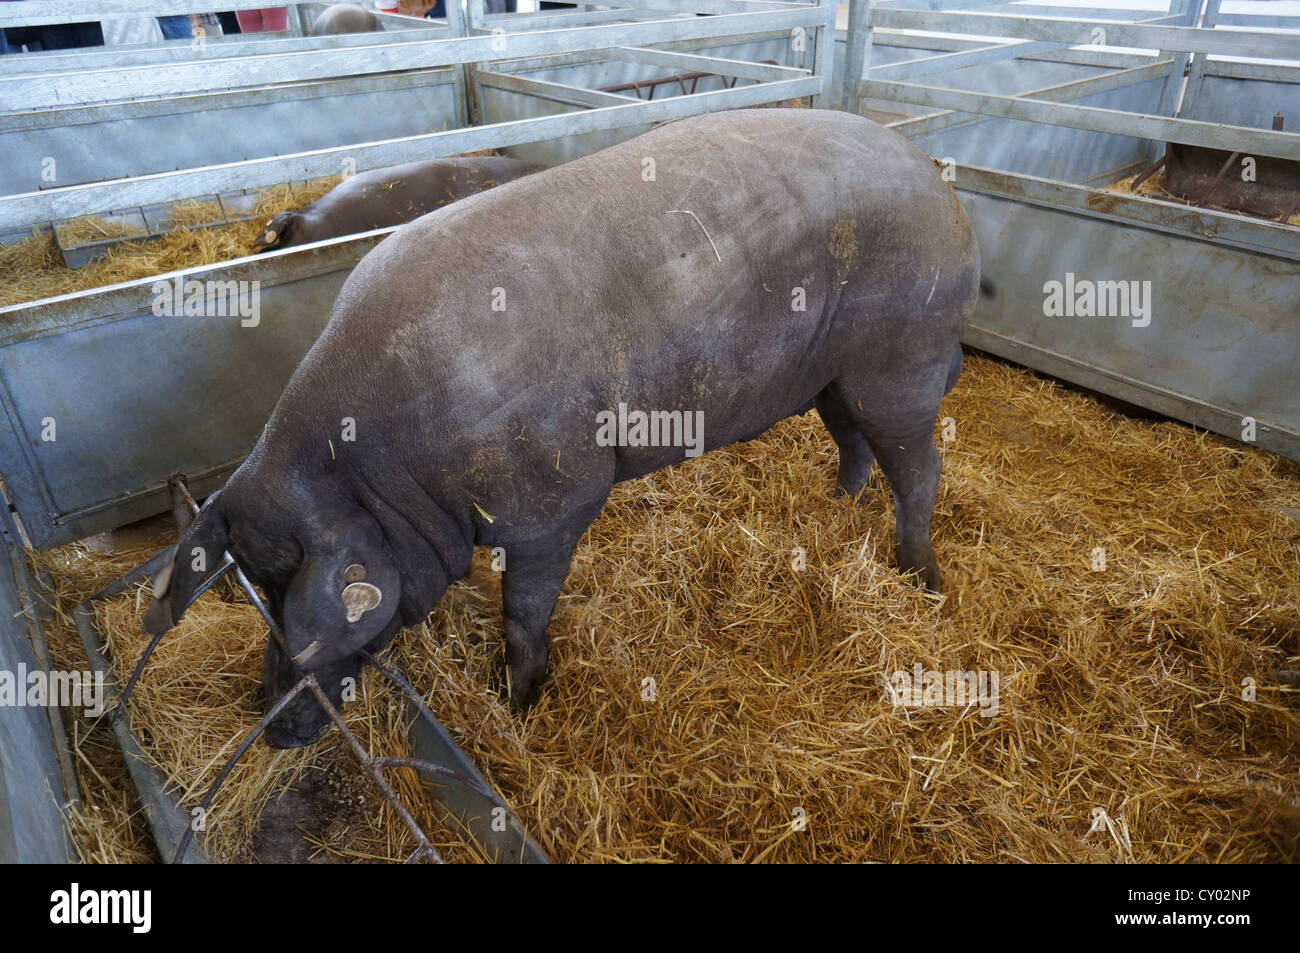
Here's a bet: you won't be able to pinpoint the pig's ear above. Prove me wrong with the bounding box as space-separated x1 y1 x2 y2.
278 520 400 667
251 212 295 252
143 492 230 636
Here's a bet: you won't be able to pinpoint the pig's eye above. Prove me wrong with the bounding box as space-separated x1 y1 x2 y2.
341 582 381 623
344 563 367 583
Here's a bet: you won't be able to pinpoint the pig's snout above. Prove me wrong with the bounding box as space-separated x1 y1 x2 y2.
262 637 348 749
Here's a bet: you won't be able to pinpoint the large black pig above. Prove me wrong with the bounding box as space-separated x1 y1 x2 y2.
146 108 979 747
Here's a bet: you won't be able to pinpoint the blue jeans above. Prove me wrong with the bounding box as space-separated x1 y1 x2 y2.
157 15 193 39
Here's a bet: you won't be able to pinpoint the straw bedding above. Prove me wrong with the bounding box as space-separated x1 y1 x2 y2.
0 178 344 309
31 352 1299 863
0 148 505 310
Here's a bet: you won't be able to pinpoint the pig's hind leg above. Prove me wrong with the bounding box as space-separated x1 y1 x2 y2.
825 366 948 594
815 388 876 499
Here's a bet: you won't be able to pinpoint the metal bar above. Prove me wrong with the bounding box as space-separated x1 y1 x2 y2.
885 60 1173 140
968 4 1185 18
370 757 502 802
811 0 836 108
953 162 1300 261
0 71 455 135
1151 0 1204 143
445 0 473 134
170 675 320 864
607 44 803 82
303 678 445 864
1215 12 1300 29
479 69 642 106
479 8 665 30
864 78 1300 161
1 7 824 109
1194 147 1239 207
0 28 449 75
841 0 873 112
1176 0 1223 121
866 9 1300 61
866 38 1060 82
1204 59 1300 85
489 27 795 73
871 0 1007 8
363 650 552 864
1130 152 1166 191
73 602 209 864
0 76 818 232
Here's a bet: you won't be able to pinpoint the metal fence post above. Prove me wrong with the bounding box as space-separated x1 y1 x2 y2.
841 0 873 114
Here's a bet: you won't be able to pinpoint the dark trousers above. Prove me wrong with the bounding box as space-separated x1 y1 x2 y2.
4 21 104 51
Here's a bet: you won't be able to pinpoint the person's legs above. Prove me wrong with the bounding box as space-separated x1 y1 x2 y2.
70 22 105 47
156 15 193 39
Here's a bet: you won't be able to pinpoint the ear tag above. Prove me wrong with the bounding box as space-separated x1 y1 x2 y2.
341 581 381 623
292 640 322 665
151 547 178 598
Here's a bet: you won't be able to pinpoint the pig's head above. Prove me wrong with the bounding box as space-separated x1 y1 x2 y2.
144 483 404 747
250 211 299 254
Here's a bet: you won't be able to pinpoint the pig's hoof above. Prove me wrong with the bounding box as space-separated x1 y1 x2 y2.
834 463 873 500
897 545 943 594
834 477 870 500
504 658 547 712
507 678 542 713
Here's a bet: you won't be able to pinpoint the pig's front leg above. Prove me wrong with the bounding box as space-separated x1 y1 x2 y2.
499 496 608 710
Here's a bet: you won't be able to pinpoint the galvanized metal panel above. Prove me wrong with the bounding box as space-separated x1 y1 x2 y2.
0 519 74 864
488 36 798 97
863 79 1300 160
1 7 825 109
0 77 819 233
1182 73 1300 133
0 73 459 197
0 237 384 549
958 184 1300 460
0 27 449 76
868 8 1300 61
910 73 1169 182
